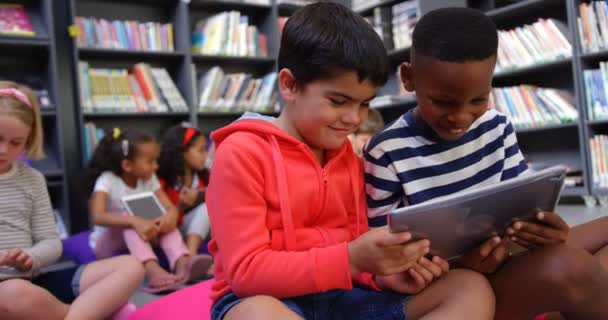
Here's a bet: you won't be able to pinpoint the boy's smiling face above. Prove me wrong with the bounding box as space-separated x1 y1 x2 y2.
401 53 496 140
278 68 378 157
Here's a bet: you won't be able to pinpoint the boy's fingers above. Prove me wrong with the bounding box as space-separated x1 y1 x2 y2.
408 268 426 289
377 228 412 247
432 256 450 272
412 263 434 284
513 230 561 245
536 211 570 231
511 236 535 249
479 237 501 258
402 240 430 260
513 221 567 242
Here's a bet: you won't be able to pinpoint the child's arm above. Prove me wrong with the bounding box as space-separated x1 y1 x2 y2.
90 191 159 241
363 148 405 228
23 172 62 273
209 140 428 298
155 188 179 234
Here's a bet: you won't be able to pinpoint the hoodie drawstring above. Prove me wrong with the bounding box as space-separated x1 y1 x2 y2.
269 135 297 251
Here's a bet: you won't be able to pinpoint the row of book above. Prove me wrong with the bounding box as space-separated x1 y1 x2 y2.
0 4 34 36
496 18 572 74
578 1 608 53
489 85 578 129
75 17 174 52
590 135 608 188
83 122 105 161
77 62 188 114
191 11 268 58
197 66 278 112
583 61 608 121
362 1 419 52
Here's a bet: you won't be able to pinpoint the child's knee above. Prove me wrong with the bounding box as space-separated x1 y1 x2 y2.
534 245 602 303
225 295 300 320
449 269 494 298
0 279 43 315
114 255 146 280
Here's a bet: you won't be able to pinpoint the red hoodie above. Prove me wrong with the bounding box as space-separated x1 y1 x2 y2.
207 116 379 303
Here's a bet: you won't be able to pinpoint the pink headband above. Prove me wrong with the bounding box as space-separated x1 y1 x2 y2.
0 88 32 108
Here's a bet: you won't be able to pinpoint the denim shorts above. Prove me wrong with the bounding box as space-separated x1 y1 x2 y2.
211 287 411 320
32 264 86 304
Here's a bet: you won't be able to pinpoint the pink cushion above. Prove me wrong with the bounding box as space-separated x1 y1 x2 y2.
130 279 214 320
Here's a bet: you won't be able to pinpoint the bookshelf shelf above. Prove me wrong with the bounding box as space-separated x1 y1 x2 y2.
83 112 190 119
46 180 65 188
0 35 49 46
486 0 556 20
192 54 275 65
41 110 57 117
277 2 303 16
372 97 417 110
198 111 279 117
580 50 608 62
31 157 63 179
514 122 578 134
190 0 272 11
78 48 185 61
493 58 572 80
588 119 608 127
591 187 608 196
354 0 401 16
563 186 587 197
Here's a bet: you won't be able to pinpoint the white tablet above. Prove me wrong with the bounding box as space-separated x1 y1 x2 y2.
121 192 166 220
388 166 567 260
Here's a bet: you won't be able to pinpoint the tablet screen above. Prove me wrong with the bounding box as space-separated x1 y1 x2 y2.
123 195 165 220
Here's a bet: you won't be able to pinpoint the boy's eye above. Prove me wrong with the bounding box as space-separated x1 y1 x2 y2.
431 99 452 107
361 102 371 108
329 98 346 106
471 99 487 106
10 140 23 146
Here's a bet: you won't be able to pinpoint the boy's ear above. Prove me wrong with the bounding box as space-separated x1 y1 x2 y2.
278 68 298 103
400 62 415 92
121 159 133 173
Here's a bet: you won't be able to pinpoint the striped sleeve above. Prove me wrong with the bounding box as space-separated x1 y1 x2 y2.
24 171 61 272
364 146 404 227
501 119 528 181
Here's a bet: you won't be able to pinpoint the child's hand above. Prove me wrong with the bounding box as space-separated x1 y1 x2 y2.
157 214 178 235
178 187 198 209
456 236 509 274
131 216 160 241
348 226 430 277
376 256 450 294
507 211 569 248
0 249 33 272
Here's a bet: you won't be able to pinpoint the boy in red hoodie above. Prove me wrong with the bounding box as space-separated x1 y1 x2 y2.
206 3 495 320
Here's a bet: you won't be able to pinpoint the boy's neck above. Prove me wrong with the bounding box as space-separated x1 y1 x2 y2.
274 113 326 164
121 173 138 188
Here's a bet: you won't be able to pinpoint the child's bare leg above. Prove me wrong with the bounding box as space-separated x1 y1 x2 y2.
65 256 145 320
186 234 203 256
144 259 181 287
489 244 608 320
224 295 302 320
0 279 68 320
568 216 608 269
405 269 494 320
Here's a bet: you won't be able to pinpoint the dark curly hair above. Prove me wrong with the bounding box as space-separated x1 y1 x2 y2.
158 125 209 188
85 129 155 195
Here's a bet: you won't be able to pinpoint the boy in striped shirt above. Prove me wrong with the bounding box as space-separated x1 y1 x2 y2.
364 7 608 320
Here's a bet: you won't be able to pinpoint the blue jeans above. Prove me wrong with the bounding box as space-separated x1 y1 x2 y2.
211 287 411 320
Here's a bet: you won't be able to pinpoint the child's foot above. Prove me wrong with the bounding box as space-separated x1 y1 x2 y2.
144 260 182 289
174 254 213 283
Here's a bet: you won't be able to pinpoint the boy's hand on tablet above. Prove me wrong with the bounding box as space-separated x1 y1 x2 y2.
131 216 160 241
376 256 450 294
457 236 509 274
506 211 569 248
348 226 430 277
0 249 33 272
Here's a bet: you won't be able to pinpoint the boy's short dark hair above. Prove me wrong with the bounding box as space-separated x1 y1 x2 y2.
412 7 498 62
357 108 384 135
278 2 389 87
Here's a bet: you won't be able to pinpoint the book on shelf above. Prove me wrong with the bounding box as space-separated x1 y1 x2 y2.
363 7 393 50
0 4 34 36
278 16 288 34
489 85 578 129
590 134 608 189
83 122 105 161
391 0 418 51
351 0 383 13
75 17 174 52
78 61 188 114
583 61 608 121
527 162 584 188
0 76 53 109
577 1 608 53
191 11 268 58
495 18 572 74
198 66 278 113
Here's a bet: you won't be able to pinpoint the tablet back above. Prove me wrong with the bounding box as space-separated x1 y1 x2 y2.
388 166 567 259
